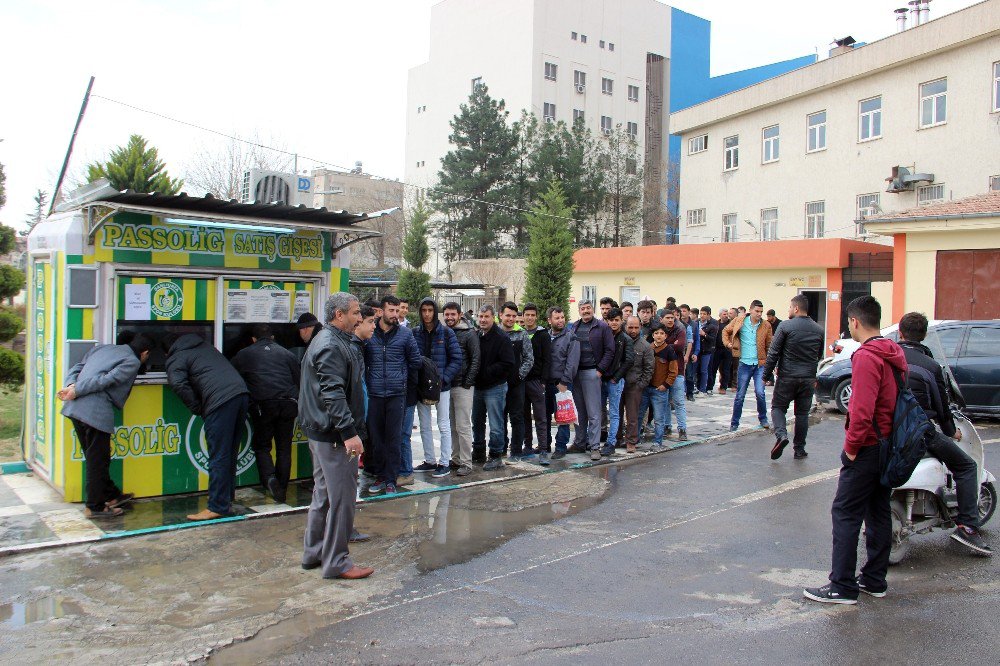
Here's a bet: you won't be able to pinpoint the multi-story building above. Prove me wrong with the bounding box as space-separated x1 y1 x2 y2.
405 0 814 246
670 0 1000 245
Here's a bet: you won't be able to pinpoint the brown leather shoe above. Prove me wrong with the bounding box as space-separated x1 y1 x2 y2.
186 509 226 521
626 445 636 453
334 565 374 580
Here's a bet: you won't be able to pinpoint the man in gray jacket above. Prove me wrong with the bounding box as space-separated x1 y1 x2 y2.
623 316 654 453
547 307 576 459
499 302 534 460
59 334 152 518
763 294 825 460
299 292 374 580
444 302 480 476
231 323 301 503
166 334 250 521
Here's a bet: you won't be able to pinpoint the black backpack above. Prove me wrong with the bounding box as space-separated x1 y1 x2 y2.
877 365 935 488
417 356 441 405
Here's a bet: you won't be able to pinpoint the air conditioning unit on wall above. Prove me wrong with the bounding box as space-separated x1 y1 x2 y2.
242 170 313 206
576 84 586 93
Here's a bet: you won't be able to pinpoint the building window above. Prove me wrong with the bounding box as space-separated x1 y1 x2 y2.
609 42 615 51
574 70 586 91
859 96 882 141
627 84 639 102
805 201 825 238
919 78 947 127
573 109 585 123
991 175 1000 191
571 31 577 41
722 214 738 242
688 134 708 154
582 285 596 304
856 193 880 236
807 111 827 152
581 34 588 44
626 158 637 175
918 183 945 204
992 62 999 112
602 77 613 95
600 115 612 135
471 77 483 92
762 125 779 163
626 121 638 140
687 209 706 227
761 208 778 241
723 135 739 171
544 62 557 81
599 40 605 49
543 102 556 122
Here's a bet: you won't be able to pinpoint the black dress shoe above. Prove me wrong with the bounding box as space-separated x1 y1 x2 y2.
301 561 321 570
794 450 808 459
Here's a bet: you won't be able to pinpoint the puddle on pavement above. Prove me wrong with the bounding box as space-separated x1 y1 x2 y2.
0 597 86 629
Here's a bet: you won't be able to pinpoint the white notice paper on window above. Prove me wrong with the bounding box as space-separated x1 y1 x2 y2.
124 283 151 320
248 290 271 321
226 290 249 321
268 290 291 322
293 290 312 320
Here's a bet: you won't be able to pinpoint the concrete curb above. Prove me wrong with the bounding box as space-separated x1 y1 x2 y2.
0 425 766 558
0 460 30 475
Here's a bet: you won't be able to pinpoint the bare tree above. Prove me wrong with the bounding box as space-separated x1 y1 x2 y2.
642 157 679 245
183 133 292 200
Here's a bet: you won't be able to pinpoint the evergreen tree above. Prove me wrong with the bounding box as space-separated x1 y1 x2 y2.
21 189 48 236
87 134 183 194
396 197 432 320
431 84 519 260
0 162 6 210
523 181 575 319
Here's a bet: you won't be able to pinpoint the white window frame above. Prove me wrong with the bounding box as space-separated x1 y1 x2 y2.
573 109 585 123
761 208 778 241
471 77 483 93
805 201 825 238
858 96 882 142
581 34 588 44
600 115 612 135
627 84 639 102
919 78 947 128
807 111 827 152
574 70 586 90
722 214 738 242
602 77 613 96
66 265 100 308
990 175 1000 191
609 42 615 52
688 134 707 154
762 125 779 164
582 285 596 304
571 31 577 41
992 61 1000 113
543 102 556 122
686 209 706 227
723 135 739 171
599 40 605 49
544 62 557 81
856 193 879 236
917 183 945 205
626 121 638 141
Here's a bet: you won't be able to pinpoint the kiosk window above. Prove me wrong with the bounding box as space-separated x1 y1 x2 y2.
66 340 98 369
223 323 306 360
116 321 214 373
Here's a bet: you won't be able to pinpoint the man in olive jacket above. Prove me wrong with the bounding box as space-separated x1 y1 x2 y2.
299 293 373 580
622 316 653 453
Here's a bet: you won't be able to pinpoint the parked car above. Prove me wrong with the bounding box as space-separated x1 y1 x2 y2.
815 320 1000 416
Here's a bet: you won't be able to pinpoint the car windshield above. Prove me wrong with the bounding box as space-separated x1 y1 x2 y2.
923 327 965 408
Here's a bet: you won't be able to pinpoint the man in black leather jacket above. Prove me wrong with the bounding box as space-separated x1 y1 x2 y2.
898 312 991 555
763 294 824 460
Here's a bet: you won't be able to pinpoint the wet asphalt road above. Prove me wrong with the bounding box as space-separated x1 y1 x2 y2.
2 413 997 664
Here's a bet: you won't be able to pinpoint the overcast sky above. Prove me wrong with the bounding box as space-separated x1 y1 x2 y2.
0 0 981 230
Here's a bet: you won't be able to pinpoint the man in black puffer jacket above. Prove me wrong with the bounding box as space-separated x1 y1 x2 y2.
472 304 515 471
522 303 552 464
444 302 480 476
166 333 249 520
602 308 634 455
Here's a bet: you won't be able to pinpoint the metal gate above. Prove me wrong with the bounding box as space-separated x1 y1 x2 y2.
935 250 1000 319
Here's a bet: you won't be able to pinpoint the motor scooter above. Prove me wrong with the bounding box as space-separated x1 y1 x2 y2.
884 328 996 564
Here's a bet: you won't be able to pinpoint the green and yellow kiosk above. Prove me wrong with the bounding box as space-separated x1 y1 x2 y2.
23 185 382 502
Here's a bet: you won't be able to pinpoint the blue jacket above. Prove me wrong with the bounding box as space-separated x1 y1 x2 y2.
686 317 701 357
364 320 421 397
413 320 463 391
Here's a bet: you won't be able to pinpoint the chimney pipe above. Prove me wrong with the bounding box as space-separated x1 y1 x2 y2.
895 7 908 32
909 0 921 26
920 0 931 24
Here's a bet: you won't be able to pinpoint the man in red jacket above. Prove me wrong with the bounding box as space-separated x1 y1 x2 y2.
805 296 907 604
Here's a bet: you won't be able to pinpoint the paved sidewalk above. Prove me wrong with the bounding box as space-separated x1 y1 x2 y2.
0 388 772 555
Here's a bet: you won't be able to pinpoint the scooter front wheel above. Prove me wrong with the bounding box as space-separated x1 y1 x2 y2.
979 483 997 526
888 499 909 566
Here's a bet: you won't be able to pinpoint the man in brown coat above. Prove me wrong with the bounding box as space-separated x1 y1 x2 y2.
722 299 773 431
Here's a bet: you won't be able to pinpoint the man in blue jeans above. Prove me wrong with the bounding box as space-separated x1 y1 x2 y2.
659 310 689 440
546 307 576 458
722 299 774 431
472 305 515 471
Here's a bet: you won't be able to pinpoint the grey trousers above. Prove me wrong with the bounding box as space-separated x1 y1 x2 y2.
303 439 357 578
572 368 602 450
449 386 474 467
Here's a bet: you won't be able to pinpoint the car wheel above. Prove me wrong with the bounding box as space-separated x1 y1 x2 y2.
833 378 852 415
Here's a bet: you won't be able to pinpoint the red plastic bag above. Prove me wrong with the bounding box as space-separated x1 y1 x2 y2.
554 390 578 425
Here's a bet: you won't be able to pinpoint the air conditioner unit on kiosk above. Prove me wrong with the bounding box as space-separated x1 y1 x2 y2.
242 170 312 206
576 84 586 93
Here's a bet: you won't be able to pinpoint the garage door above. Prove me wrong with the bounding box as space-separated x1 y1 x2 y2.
935 250 1000 319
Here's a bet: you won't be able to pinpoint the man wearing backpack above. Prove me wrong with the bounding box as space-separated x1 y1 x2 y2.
898 313 991 555
413 298 463 479
805 296 908 604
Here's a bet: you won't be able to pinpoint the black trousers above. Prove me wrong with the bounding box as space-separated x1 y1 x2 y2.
523 379 550 452
926 430 980 527
250 399 297 489
770 377 815 450
369 395 404 483
503 381 526 456
72 419 121 512
714 349 732 390
830 445 891 597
